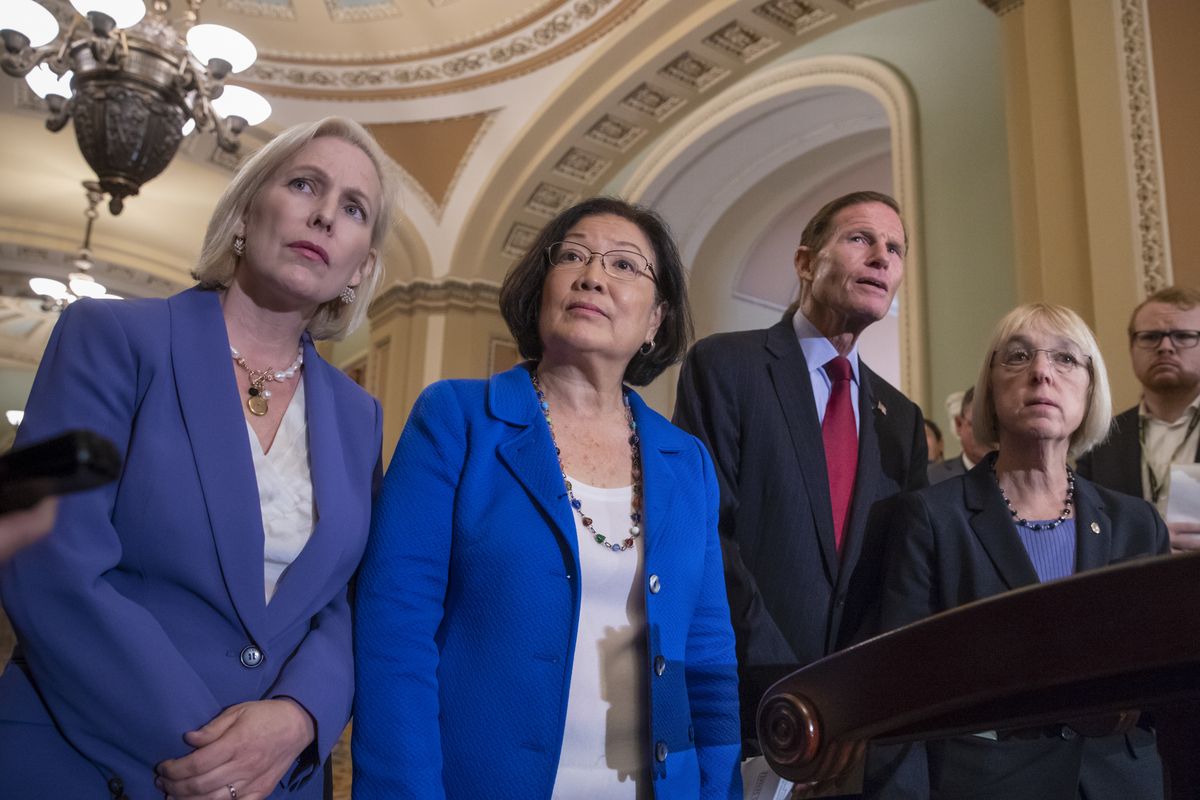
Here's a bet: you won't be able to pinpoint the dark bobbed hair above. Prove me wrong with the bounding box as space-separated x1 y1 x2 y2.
799 190 906 253
498 197 693 386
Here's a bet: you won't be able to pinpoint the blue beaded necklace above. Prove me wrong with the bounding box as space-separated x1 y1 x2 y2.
531 370 644 552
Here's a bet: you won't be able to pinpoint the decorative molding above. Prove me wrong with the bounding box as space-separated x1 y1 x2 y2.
584 114 647 152
368 278 503 325
525 182 580 218
241 0 641 99
552 147 613 184
752 1 834 36
324 0 400 23
1117 0 1171 293
0 242 182 299
219 0 297 20
659 51 730 92
703 20 779 63
620 83 686 121
502 223 541 259
978 0 1024 17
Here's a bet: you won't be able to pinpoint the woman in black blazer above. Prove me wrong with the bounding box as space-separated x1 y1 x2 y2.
876 303 1168 800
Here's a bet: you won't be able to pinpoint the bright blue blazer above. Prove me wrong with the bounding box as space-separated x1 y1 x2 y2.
0 287 381 799
353 364 742 799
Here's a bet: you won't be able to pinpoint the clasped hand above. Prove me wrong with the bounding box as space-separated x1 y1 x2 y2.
156 698 314 800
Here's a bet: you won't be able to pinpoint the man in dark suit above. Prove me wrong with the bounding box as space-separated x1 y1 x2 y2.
1075 285 1200 799
673 191 928 746
928 385 991 484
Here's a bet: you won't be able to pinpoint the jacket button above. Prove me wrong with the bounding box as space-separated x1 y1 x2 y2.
107 777 124 797
239 645 263 668
648 574 661 594
1060 726 1077 740
655 741 668 762
654 655 666 676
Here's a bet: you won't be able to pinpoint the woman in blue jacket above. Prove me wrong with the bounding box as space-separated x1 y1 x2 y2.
0 117 395 799
353 197 742 798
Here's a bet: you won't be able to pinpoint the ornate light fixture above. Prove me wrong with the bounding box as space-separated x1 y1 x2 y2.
1 0 270 215
29 180 123 310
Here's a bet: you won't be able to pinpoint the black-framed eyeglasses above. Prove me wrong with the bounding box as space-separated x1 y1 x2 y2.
993 347 1092 374
1131 329 1200 350
546 242 656 283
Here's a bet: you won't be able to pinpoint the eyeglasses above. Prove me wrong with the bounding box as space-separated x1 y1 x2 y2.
546 242 656 283
1131 329 1200 350
993 347 1092 374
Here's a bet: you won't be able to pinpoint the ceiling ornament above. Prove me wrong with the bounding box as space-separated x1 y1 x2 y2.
323 0 399 23
219 0 296 20
752 0 833 35
239 0 646 99
1 0 271 214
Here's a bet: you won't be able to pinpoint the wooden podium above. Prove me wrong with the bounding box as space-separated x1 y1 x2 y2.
756 552 1200 789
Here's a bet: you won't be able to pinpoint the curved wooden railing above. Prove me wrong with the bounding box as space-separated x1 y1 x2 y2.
757 552 1200 786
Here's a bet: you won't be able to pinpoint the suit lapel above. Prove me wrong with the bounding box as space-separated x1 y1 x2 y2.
963 461 1041 590
629 393 687 565
765 320 839 582
492 367 581 573
169 288 268 640
1073 477 1113 572
266 341 351 623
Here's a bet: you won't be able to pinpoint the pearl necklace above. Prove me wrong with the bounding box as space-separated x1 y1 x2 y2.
531 371 644 553
230 345 303 417
992 464 1076 531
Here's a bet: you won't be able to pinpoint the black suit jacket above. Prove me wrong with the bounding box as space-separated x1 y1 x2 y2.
873 459 1169 799
673 314 928 736
1076 404 1200 498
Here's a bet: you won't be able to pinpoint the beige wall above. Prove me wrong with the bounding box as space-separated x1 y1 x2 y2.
1147 0 1200 289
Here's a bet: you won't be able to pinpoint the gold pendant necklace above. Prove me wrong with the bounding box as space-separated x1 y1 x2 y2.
230 345 304 417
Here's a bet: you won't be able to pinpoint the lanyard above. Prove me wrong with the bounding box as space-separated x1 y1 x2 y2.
1140 404 1200 505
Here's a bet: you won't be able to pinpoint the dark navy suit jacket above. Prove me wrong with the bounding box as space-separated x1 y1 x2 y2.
673 314 928 738
874 459 1168 799
0 288 380 799
352 365 741 799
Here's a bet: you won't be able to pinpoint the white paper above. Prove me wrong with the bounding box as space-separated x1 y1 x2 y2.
1166 464 1200 524
741 757 794 800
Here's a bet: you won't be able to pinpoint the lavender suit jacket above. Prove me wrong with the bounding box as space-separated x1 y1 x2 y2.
0 287 380 799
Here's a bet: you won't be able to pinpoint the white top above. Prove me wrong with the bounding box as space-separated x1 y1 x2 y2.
793 308 862 433
552 477 649 800
246 381 315 604
1141 394 1200 515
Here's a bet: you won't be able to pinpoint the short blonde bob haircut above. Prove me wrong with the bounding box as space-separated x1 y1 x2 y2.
972 303 1113 460
193 116 399 340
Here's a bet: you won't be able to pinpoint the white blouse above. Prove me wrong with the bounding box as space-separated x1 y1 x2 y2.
245 381 315 604
552 477 649 800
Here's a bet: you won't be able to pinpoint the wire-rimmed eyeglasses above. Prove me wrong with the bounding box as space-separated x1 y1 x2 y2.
1131 330 1200 350
993 347 1092 374
546 242 656 283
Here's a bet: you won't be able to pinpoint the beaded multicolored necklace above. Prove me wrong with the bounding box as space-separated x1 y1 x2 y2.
531 370 644 553
992 463 1076 531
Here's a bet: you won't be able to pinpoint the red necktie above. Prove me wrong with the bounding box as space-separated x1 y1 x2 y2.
822 356 858 553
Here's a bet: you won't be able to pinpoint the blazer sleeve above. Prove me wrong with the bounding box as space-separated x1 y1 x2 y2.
673 342 795 667
0 300 223 787
267 394 384 783
686 440 743 797
352 382 465 799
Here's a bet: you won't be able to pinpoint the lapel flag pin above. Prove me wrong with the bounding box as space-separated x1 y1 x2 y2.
876 400 887 415
1090 522 1100 534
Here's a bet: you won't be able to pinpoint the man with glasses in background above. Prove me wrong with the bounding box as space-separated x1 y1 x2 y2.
1076 285 1200 799
1077 286 1200 551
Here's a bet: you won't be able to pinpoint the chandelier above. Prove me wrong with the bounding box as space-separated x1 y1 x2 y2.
1 0 270 215
29 180 122 310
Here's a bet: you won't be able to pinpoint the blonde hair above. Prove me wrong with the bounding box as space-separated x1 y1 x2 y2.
972 303 1113 460
193 117 399 340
